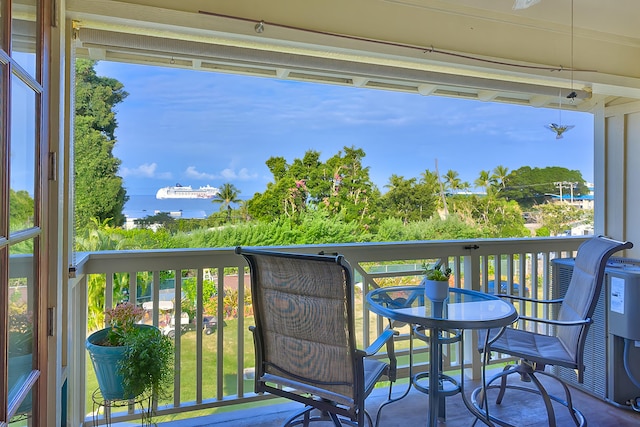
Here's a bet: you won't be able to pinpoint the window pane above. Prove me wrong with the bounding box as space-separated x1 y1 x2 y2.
9 73 36 232
11 0 37 77
8 242 36 418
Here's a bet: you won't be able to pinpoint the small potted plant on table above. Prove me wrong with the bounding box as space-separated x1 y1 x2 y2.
86 302 174 403
422 262 452 302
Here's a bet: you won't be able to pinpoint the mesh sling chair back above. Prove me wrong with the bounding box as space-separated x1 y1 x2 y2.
472 236 633 427
236 247 397 427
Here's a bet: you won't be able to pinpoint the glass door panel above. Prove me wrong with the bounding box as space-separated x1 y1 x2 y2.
9 73 36 233
11 0 37 77
0 0 4 51
7 242 36 421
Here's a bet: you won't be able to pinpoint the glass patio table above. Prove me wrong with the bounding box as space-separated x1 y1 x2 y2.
367 285 518 427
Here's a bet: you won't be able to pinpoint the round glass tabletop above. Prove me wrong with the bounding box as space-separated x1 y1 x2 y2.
367 285 518 330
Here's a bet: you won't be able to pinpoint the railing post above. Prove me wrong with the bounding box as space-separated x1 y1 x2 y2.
463 249 482 380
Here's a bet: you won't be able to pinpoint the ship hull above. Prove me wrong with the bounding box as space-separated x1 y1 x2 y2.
156 185 219 199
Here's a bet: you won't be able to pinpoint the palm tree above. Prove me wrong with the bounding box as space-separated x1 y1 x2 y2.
475 170 492 194
212 183 241 222
443 169 462 193
491 165 510 192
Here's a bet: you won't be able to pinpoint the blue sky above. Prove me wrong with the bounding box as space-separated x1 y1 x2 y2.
95 61 594 199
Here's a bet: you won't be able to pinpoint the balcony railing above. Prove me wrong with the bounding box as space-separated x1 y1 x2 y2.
64 236 587 425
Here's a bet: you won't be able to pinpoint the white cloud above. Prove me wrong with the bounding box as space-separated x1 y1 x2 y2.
120 163 172 179
184 166 217 180
220 167 258 181
184 165 258 181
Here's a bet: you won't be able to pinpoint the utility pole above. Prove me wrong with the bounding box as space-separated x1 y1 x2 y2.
554 181 564 202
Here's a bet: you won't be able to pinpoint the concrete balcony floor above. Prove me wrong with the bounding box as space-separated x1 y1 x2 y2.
159 368 640 427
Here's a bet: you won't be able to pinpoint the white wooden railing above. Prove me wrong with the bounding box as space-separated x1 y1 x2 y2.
65 236 588 425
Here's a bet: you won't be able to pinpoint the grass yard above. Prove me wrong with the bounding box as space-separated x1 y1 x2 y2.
86 316 260 422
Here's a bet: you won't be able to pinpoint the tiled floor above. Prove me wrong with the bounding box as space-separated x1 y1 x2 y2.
157 368 640 427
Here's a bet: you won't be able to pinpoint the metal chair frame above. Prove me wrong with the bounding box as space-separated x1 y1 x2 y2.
237 247 397 427
471 236 633 427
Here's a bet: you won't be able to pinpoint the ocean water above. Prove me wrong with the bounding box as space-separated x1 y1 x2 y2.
124 195 218 219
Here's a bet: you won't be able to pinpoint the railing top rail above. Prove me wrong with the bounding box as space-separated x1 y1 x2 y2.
76 236 589 274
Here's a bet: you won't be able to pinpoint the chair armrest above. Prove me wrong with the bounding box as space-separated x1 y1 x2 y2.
497 294 564 304
517 315 593 327
363 328 398 357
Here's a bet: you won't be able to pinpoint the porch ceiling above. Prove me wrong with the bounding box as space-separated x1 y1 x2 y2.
67 0 640 112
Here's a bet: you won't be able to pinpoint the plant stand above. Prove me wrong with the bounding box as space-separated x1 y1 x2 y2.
91 388 152 426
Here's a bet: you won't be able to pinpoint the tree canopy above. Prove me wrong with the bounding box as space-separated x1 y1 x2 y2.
74 59 129 230
498 166 588 208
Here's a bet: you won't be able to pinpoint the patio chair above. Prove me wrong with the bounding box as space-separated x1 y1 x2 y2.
236 247 397 427
472 235 633 427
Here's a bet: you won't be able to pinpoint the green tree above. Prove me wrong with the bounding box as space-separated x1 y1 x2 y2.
248 146 380 229
9 189 34 232
134 212 176 229
536 202 585 236
213 183 242 222
454 195 529 237
74 59 129 230
443 169 462 193
499 166 587 208
381 174 438 224
474 170 493 194
319 146 380 227
491 165 509 193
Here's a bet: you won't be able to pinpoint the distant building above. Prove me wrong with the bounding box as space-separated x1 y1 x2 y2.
547 182 594 210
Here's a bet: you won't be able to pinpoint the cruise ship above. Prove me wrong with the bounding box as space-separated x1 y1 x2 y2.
155 184 220 199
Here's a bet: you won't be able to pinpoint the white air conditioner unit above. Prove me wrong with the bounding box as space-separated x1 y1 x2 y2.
551 257 640 407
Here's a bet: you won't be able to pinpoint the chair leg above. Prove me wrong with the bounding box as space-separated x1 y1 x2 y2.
471 362 587 427
375 329 415 427
527 372 557 427
495 365 512 405
535 370 586 427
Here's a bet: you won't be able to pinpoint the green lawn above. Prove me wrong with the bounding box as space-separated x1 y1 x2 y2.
86 316 259 422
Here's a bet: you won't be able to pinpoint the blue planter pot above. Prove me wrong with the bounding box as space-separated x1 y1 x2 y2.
86 324 155 400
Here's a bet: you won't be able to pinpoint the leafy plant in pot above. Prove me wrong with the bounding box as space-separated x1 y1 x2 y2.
422 262 452 302
86 302 174 402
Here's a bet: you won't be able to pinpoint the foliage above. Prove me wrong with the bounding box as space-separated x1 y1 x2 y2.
134 212 176 229
9 189 34 232
248 146 380 230
423 263 452 281
536 202 585 236
119 325 174 399
453 195 530 238
381 174 438 224
536 226 551 237
8 302 33 357
74 59 128 230
213 183 242 223
182 277 218 315
498 166 587 208
103 302 145 346
443 169 470 193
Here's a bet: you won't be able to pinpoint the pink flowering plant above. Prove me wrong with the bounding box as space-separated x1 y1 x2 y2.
103 302 145 346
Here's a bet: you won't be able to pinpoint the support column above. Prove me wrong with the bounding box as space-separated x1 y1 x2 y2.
595 100 640 258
